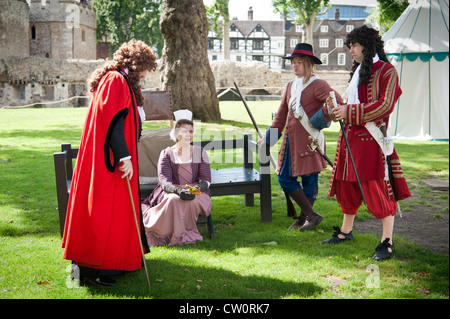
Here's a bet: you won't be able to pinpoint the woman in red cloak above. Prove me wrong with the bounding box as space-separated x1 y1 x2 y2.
62 40 157 286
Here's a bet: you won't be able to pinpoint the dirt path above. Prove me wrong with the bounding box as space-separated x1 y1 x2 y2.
354 193 449 255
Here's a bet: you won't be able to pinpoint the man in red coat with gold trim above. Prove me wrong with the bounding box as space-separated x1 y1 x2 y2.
321 26 411 261
62 40 157 286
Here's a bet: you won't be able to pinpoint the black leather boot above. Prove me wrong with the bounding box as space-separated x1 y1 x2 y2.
288 214 306 229
284 191 297 217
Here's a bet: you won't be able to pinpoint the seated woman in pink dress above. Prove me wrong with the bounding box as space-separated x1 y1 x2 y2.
141 110 211 247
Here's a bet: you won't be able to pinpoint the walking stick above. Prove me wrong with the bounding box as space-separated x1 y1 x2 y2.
233 81 277 170
330 91 367 206
126 176 151 291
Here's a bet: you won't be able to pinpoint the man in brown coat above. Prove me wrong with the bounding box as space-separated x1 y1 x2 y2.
258 43 343 231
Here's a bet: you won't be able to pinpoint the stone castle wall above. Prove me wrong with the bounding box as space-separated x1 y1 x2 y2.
0 56 104 107
0 0 30 59
0 57 349 108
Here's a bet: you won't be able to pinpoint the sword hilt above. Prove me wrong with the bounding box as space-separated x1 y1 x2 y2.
330 91 338 108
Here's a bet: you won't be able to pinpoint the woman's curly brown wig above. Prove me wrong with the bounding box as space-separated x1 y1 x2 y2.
345 25 390 85
88 39 157 106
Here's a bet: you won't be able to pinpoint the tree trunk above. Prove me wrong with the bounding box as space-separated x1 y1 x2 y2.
160 0 221 122
303 12 315 45
223 18 230 60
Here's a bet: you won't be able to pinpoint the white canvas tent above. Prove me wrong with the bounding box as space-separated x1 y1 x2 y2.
383 0 449 140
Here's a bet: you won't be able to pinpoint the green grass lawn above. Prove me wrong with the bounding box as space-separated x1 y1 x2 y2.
0 102 448 300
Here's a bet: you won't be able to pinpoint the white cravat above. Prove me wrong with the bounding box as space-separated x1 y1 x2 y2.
294 76 317 115
295 77 304 115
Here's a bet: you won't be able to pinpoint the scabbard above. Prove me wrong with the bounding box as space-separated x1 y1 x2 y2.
317 146 333 167
339 120 367 206
317 147 333 167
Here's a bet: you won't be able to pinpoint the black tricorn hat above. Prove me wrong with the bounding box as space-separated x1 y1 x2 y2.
283 43 322 64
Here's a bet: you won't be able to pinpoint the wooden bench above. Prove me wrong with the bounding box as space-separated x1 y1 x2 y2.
53 143 215 239
139 133 272 222
53 133 272 241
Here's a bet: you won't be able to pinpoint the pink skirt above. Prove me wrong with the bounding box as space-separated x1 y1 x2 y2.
142 190 211 247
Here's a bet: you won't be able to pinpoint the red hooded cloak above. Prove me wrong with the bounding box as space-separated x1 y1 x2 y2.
62 69 149 271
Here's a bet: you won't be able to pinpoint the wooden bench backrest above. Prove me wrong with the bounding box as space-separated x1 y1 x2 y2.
142 88 174 127
193 134 271 174
53 143 78 236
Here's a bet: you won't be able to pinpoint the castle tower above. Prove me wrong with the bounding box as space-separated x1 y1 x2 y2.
0 0 30 59
28 0 96 59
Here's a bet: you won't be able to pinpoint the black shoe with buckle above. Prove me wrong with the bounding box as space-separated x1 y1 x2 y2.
320 226 353 244
372 238 395 261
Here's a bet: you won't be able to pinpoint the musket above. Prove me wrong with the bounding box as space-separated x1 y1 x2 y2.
330 91 367 206
234 82 297 218
233 81 277 170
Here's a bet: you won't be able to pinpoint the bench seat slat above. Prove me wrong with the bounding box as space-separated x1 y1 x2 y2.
210 167 260 184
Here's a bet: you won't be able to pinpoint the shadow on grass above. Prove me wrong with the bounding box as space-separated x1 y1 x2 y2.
80 259 323 299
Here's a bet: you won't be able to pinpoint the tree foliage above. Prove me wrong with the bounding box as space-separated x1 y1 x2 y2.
206 0 231 59
272 0 330 44
366 0 409 34
289 0 330 25
93 0 164 57
206 0 230 38
378 0 409 32
272 0 291 18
